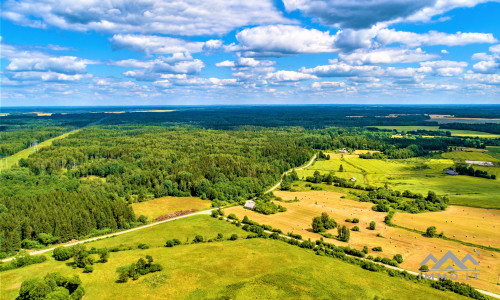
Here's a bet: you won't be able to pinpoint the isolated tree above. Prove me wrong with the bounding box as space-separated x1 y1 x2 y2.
369 221 376 230
339 164 344 172
425 226 437 238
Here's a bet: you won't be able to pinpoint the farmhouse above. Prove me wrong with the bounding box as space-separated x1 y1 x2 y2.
445 169 459 176
349 177 357 182
339 148 349 153
244 200 256 210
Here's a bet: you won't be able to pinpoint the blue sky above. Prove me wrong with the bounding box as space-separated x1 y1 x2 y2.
1 0 499 106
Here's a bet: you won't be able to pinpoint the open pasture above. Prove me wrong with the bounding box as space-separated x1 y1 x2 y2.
132 196 212 220
441 151 499 163
0 216 467 300
227 191 500 293
372 125 500 138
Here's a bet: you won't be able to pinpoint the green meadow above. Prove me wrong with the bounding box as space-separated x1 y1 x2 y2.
372 125 500 138
296 151 500 209
0 216 467 300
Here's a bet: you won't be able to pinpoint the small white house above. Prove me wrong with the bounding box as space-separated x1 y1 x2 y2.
349 177 356 182
244 200 256 210
339 148 349 153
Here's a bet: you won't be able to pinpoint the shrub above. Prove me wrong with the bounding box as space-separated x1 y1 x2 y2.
351 226 359 231
83 265 93 273
372 246 382 252
193 235 204 243
137 243 150 249
137 215 148 224
352 218 359 223
229 234 238 240
18 273 84 299
53 247 73 261
362 246 369 254
165 239 181 247
393 254 404 264
227 213 237 220
419 265 429 272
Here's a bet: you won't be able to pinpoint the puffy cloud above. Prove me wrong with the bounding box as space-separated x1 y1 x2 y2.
2 0 290 36
464 73 500 85
122 56 205 81
283 0 495 29
216 57 275 69
6 56 90 74
283 0 434 29
300 60 383 77
339 48 437 65
471 44 500 74
377 29 497 47
420 60 468 76
8 71 91 82
473 60 499 73
227 25 339 56
110 34 207 55
265 71 317 81
1 42 94 83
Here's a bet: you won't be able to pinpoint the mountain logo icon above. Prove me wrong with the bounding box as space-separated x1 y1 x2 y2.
420 251 479 270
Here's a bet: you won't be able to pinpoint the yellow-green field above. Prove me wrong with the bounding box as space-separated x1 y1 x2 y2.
0 130 81 171
226 191 500 293
0 216 468 300
372 125 500 138
132 196 212 220
296 152 500 209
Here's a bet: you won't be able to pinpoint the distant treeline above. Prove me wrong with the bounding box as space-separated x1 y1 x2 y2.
440 123 500 134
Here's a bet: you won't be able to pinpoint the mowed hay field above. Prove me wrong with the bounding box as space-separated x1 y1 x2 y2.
132 196 212 220
393 206 500 248
296 151 500 209
226 191 500 293
0 216 467 300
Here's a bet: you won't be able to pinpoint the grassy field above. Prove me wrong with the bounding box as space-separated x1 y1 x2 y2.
226 191 500 293
0 130 81 171
132 197 212 220
0 215 471 300
372 125 500 138
296 152 500 209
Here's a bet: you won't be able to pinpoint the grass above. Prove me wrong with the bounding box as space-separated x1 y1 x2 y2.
296 152 500 209
0 130 81 171
226 191 500 294
85 215 244 249
0 215 469 300
441 151 499 162
372 125 500 138
132 196 212 220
